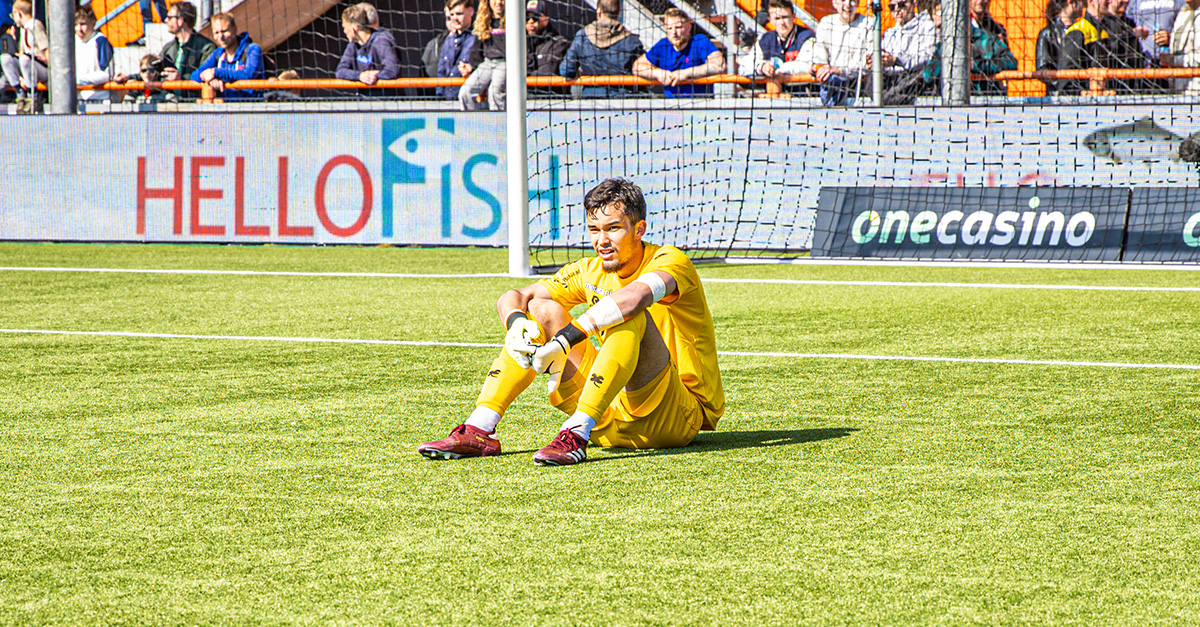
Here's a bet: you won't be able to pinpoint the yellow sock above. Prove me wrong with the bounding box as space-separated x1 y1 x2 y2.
575 314 644 420
476 349 537 415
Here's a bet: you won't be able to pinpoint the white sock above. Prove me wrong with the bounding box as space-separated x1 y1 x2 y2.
560 411 596 442
464 406 501 435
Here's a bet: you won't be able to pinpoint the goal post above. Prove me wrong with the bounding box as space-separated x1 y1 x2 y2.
507 0 532 277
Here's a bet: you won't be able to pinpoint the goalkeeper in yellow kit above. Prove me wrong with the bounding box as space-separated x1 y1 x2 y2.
418 178 725 466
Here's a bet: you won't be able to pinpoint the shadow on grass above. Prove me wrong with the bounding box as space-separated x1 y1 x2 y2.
592 427 858 462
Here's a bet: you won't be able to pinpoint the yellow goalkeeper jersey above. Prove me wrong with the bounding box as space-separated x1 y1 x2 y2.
539 243 725 429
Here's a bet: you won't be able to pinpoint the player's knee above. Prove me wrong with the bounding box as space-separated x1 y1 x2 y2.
527 297 570 337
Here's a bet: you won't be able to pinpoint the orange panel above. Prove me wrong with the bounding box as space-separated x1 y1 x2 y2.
94 0 181 48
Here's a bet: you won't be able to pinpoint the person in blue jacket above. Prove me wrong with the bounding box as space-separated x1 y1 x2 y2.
335 3 400 86
191 12 264 100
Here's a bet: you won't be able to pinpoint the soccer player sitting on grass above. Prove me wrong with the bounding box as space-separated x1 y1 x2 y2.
418 178 725 466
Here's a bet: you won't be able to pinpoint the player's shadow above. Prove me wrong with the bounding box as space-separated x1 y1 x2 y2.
592 427 858 462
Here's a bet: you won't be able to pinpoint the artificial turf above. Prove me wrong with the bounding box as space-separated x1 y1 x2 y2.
0 243 1197 625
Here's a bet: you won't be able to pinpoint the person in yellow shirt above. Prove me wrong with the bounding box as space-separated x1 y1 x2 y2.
418 178 725 466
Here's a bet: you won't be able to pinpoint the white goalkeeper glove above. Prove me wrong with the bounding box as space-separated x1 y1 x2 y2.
504 313 540 369
532 324 589 392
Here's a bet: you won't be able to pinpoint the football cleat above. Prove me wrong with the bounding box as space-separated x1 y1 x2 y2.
532 429 588 466
418 424 501 459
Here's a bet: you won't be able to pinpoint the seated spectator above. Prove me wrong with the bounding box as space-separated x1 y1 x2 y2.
190 13 265 101
922 2 1018 95
0 0 48 113
459 0 507 111
749 0 816 77
526 0 569 77
128 54 177 104
811 0 875 104
558 0 644 97
1126 0 1184 63
1168 0 1200 94
335 4 401 87
74 6 113 103
632 8 726 97
971 0 1009 44
421 0 476 100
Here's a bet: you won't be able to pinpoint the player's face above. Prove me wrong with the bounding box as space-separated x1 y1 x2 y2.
489 0 505 18
969 0 987 14
892 0 915 24
446 5 473 31
768 7 795 37
664 16 691 49
587 204 645 274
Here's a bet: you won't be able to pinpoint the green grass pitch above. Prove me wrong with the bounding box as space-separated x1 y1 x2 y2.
1 242 1198 625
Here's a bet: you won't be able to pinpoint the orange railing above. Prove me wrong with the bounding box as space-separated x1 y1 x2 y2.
80 68 1200 102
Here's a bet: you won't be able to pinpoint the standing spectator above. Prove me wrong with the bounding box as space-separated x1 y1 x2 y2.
133 0 168 47
1061 0 1112 92
1126 0 1185 62
1105 0 1154 90
558 0 643 95
0 0 47 113
335 3 401 87
160 3 216 83
922 1 1017 94
558 0 644 97
1037 0 1086 92
971 0 1009 44
632 8 726 97
117 2 216 100
422 0 476 100
752 0 815 76
811 0 875 104
876 0 937 72
1168 0 1200 93
191 13 265 101
74 6 113 103
525 0 569 76
459 0 507 110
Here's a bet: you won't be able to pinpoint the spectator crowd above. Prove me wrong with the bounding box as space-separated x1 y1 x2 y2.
2 0 1198 111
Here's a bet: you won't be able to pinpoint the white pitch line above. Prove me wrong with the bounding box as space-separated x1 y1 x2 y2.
2 266 1196 292
0 267 510 279
3 328 1197 370
703 278 1200 292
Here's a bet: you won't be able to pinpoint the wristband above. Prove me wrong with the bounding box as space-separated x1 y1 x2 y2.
555 323 588 347
505 311 528 330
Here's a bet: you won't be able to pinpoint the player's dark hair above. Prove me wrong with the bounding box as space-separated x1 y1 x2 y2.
584 178 647 223
767 0 794 13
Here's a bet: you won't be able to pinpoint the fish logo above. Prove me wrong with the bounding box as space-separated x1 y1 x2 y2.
1082 116 1200 164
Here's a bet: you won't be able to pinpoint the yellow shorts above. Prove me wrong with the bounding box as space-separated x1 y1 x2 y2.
589 360 704 450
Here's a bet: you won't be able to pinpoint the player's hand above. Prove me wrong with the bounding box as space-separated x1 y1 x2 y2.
505 317 540 369
532 335 569 376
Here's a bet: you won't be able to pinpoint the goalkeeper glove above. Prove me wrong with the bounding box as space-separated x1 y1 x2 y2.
504 312 540 369
532 323 587 375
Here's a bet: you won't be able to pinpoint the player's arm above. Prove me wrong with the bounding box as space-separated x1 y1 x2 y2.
532 271 677 372
497 282 553 369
